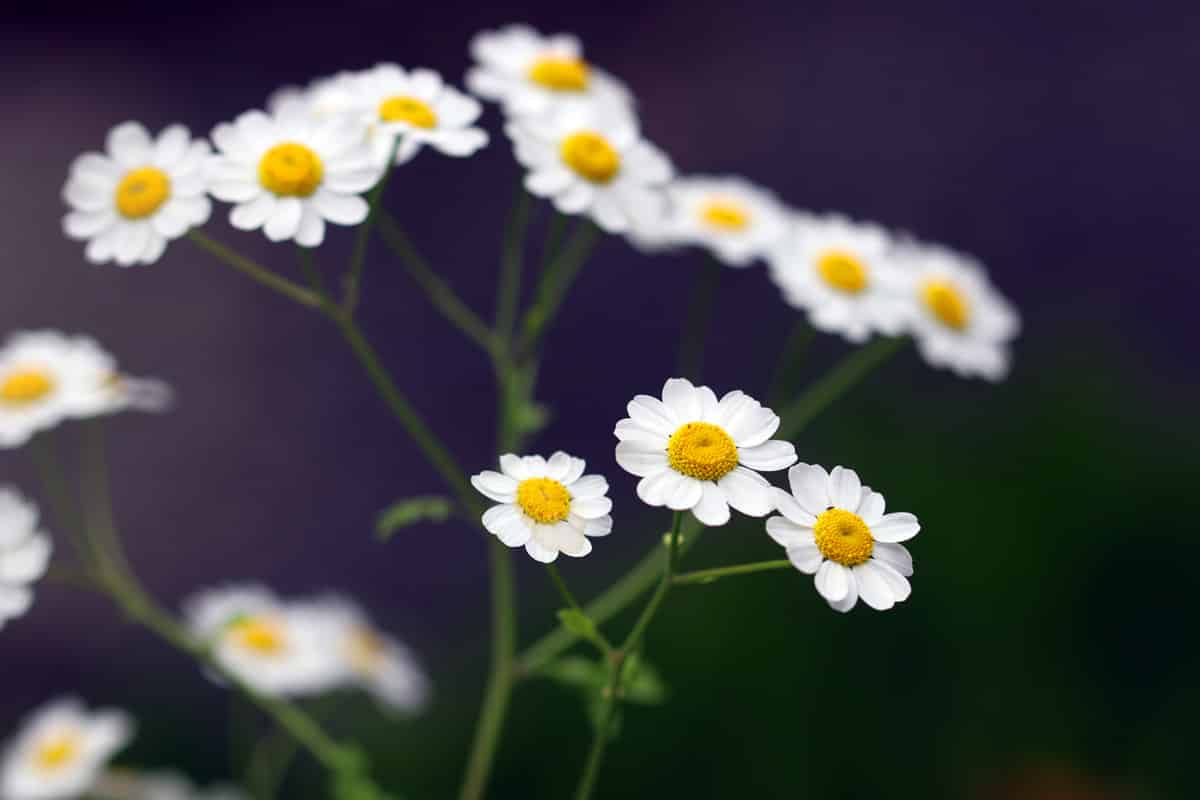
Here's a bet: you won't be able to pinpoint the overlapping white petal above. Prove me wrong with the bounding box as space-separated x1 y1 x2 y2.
0 488 51 632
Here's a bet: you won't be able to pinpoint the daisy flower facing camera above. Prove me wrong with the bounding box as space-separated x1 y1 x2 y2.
614 378 797 527
0 488 52 631
472 452 613 563
62 122 211 267
0 698 133 800
767 464 918 612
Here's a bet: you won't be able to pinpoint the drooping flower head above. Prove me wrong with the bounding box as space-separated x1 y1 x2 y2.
614 378 798 526
0 488 52 631
472 451 613 563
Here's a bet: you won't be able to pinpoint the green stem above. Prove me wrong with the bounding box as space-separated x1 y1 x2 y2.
546 563 583 612
495 189 531 339
344 138 401 314
520 222 600 355
620 512 683 651
673 560 793 585
767 321 815 408
675 256 722 380
296 246 329 299
29 434 90 562
188 231 322 309
541 211 568 271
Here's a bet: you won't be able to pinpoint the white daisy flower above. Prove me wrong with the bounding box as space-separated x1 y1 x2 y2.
506 103 672 233
0 331 169 449
767 463 919 612
766 213 909 343
471 451 614 563
0 698 133 800
266 71 359 121
0 488 52 632
62 122 211 267
633 176 789 268
466 23 632 118
895 241 1020 380
184 585 344 697
614 378 798 527
206 107 383 247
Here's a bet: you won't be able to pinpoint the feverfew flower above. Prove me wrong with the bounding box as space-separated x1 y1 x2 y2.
0 488 52 631
467 24 631 118
62 122 211 267
767 464 918 612
207 108 383 246
895 241 1020 381
614 378 797 527
471 452 613 563
507 104 672 233
767 214 908 343
266 71 359 120
0 698 133 800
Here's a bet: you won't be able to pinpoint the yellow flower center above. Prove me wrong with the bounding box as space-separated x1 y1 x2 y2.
528 57 590 91
816 250 869 294
0 369 55 405
34 734 79 772
228 616 287 655
114 166 171 219
378 95 438 129
813 508 874 566
922 279 970 330
667 422 738 482
346 627 386 675
516 477 572 524
258 143 324 197
560 131 620 184
700 201 750 231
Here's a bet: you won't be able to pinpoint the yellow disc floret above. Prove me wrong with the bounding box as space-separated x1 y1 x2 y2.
379 96 438 129
34 734 79 772
667 422 739 482
0 369 55 405
701 201 750 231
813 508 874 566
922 279 970 330
258 143 324 197
816 250 869 294
228 616 287 655
516 477 572 524
114 167 171 219
528 57 590 91
560 131 620 183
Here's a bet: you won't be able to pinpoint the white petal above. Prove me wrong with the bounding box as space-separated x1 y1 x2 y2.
665 476 703 511
716 466 775 517
295 205 326 247
614 443 668 478
788 463 831 515
613 419 668 448
872 542 913 577
0 584 32 617
815 560 850 603
107 121 153 167
567 475 608 499
525 536 559 563
871 512 920 543
150 202 192 238
546 451 573 480
765 515 812 548
871 558 912 601
580 514 612 537
636 469 683 507
738 440 797 471
854 561 895 610
311 189 368 226
626 395 677 435
63 210 116 239
153 124 190 166
857 489 886 524
828 572 859 613
561 458 586 485
690 481 730 526
787 543 823 574
571 495 612 519
828 466 863 510
498 454 528 479
773 488 817 526
471 471 518 502
229 194 277 231
263 197 303 241
0 535 51 583
661 378 701 422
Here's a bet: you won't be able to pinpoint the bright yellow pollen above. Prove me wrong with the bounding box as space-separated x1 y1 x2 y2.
813 508 874 567
346 627 386 675
816 250 869 293
0 369 55 405
922 279 970 330
228 617 287 655
560 131 620 183
258 142 324 197
528 57 590 91
114 167 171 219
667 422 738 482
516 477 572 524
379 95 438 129
34 734 79 772
701 201 750 231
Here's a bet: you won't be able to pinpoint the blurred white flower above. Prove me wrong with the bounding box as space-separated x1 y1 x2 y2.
472 451 613 563
614 378 797 527
93 769 247 800
266 71 359 121
62 122 211 267
0 488 52 631
767 464 919 612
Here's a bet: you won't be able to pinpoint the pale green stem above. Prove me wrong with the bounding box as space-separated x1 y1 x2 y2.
520 221 600 355
188 231 322 309
541 211 567 271
546 563 583 613
495 188 531 339
344 138 401 314
675 255 722 380
296 247 329 300
673 559 793 585
29 434 91 562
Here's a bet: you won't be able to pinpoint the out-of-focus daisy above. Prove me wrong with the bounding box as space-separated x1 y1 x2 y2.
0 488 51 631
614 378 797 527
62 122 211 267
506 104 671 233
207 108 382 247
93 769 247 800
184 585 343 697
266 71 359 121
895 241 1020 381
767 463 918 612
0 698 133 800
471 452 613 563
467 24 631 118
767 214 908 343
0 331 169 449
633 176 788 268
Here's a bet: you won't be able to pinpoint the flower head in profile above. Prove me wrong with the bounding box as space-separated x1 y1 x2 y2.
467 24 632 118
206 107 382 246
614 378 797 526
0 488 52 631
767 464 918 612
767 213 909 343
507 104 672 233
472 452 613 563
62 122 211 267
0 698 133 800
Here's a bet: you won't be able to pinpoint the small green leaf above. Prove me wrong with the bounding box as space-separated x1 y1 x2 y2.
556 608 598 640
375 496 453 540
621 654 668 705
539 656 607 690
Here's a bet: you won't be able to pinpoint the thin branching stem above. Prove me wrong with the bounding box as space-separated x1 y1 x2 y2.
495 188 532 339
188 232 322 309
344 138 401 315
673 560 793 585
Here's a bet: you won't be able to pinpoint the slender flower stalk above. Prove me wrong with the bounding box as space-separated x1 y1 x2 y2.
673 560 793 585
676 256 723 380
520 221 600 354
495 188 532 339
344 138 402 314
187 231 322 309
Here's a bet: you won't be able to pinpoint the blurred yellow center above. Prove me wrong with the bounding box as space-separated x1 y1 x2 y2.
516 477 572 524
528 57 590 91
258 143 323 197
379 95 438 129
0 369 54 405
922 279 970 330
229 617 287 655
667 422 738 482
346 627 386 674
813 508 874 566
700 201 749 231
34 734 79 772
560 131 620 183
114 167 170 219
817 250 868 293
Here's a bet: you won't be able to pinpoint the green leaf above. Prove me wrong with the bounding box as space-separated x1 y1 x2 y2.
556 608 599 640
375 496 453 540
539 656 608 690
620 653 668 705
